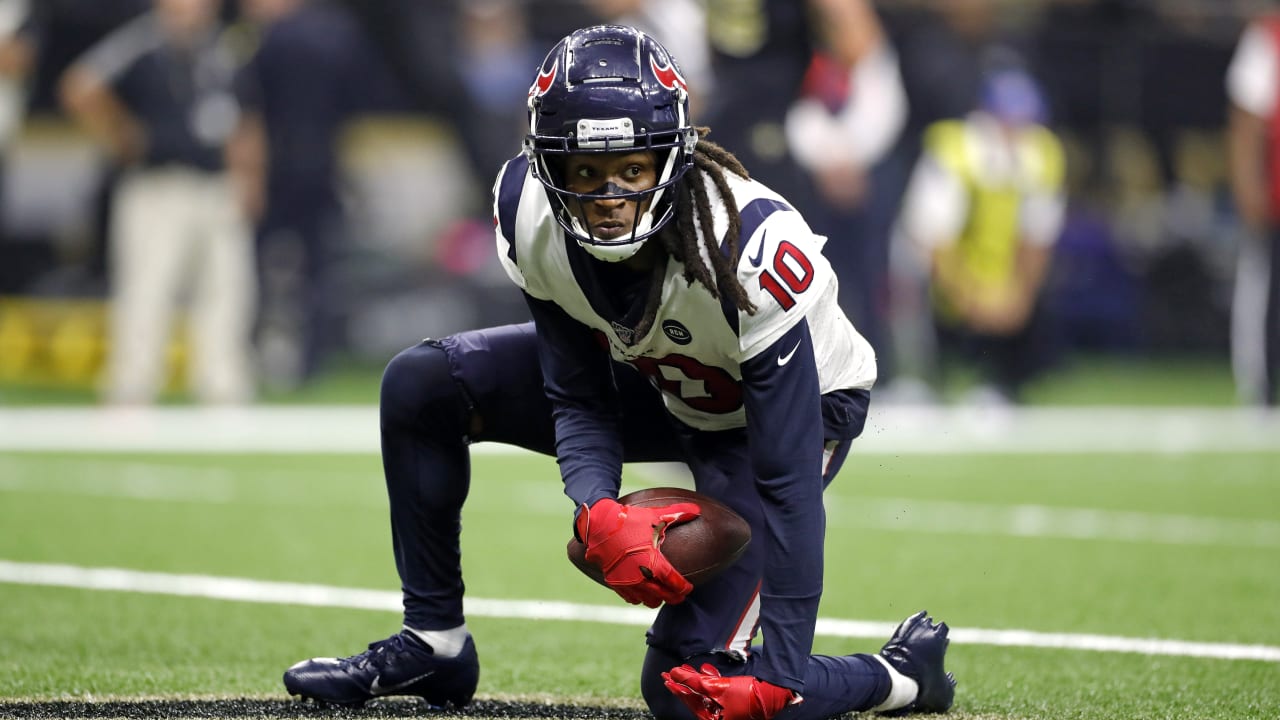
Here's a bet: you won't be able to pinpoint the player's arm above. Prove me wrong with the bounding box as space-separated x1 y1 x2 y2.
1019 187 1062 299
524 293 700 607
225 111 266 223
1228 102 1269 232
666 320 822 717
741 320 825 693
1226 21 1275 233
977 131 1064 335
898 139 967 260
59 62 144 164
523 293 623 509
1006 241 1052 323
57 20 150 165
785 0 906 210
896 133 987 321
226 54 267 223
809 0 882 69
0 13 35 82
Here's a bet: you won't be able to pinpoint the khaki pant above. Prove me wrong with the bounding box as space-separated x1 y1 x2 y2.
1232 226 1279 406
104 167 256 404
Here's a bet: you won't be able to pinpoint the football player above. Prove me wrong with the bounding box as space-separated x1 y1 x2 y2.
282 25 955 720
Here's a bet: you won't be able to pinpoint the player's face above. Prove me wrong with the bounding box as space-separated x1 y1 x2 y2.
563 151 659 241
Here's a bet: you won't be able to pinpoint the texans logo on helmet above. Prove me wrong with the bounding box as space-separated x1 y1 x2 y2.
650 54 687 91
530 59 558 97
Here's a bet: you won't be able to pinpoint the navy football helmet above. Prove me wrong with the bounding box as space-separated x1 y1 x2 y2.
524 25 698 261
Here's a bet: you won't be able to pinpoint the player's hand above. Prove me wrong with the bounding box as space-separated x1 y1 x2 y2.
574 496 700 607
663 664 798 720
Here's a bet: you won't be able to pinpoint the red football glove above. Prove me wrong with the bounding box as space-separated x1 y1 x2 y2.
663 664 799 720
574 496 700 608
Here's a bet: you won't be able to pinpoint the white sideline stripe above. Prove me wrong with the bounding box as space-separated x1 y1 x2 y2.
0 406 1279 454
2 561 1278 663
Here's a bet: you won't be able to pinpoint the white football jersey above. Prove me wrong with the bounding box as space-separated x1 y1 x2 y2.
494 155 876 431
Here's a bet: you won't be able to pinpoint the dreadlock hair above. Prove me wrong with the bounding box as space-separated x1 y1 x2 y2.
654 127 756 317
614 128 756 344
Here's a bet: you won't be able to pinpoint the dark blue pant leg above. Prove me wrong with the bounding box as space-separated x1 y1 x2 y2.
640 391 877 720
642 645 891 720
379 337 480 631
381 324 562 630
381 323 682 630
454 324 680 460
1266 227 1280 405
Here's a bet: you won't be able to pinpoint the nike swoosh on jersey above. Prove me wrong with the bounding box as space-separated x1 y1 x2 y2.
748 229 767 267
777 339 802 366
370 670 435 696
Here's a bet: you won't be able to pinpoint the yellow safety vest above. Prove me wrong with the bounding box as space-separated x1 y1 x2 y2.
923 118 1065 319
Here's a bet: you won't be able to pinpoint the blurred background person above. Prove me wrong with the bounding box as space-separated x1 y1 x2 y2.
0 0 35 239
399 0 544 305
343 0 576 188
700 1 905 354
877 0 1015 395
4 0 150 298
782 0 907 382
586 0 710 111
0 0 1259 406
895 59 1066 405
1226 4 1280 408
231 0 401 390
330 0 579 337
59 0 255 405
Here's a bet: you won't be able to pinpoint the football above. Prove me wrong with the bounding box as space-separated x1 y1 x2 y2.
567 486 751 589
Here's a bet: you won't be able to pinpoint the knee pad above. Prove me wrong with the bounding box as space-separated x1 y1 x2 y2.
380 341 472 438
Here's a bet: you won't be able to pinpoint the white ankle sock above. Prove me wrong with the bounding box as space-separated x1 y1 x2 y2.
404 623 469 657
869 654 919 712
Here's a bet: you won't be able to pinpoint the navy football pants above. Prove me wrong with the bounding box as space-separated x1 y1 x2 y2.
379 323 888 719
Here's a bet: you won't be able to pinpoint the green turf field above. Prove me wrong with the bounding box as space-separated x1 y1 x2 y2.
0 443 1276 719
0 351 1245 407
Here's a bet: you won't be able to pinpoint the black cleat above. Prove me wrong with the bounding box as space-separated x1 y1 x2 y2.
877 610 956 715
283 631 479 708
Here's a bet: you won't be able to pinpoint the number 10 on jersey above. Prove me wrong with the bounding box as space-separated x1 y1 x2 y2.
759 240 814 310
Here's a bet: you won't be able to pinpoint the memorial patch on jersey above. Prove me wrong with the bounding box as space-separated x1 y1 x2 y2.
662 319 692 345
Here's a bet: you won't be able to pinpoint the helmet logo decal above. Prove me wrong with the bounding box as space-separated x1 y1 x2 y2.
530 58 558 97
650 54 687 91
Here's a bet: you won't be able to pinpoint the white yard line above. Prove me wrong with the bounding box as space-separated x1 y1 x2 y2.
0 405 1278 454
1 560 1277 663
